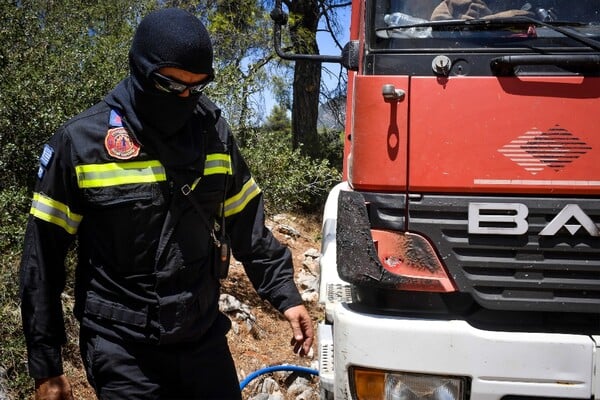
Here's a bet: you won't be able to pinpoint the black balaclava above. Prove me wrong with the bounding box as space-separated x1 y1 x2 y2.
128 7 213 134
104 8 214 171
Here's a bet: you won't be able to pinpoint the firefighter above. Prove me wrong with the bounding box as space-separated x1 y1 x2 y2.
20 8 314 400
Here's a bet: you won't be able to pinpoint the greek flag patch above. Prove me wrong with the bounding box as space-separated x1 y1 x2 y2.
37 144 54 179
40 144 54 168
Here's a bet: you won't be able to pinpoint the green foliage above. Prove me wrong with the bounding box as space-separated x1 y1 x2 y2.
264 105 291 132
242 126 341 214
0 271 29 398
317 128 344 172
0 187 29 256
0 1 345 397
0 187 30 397
205 0 279 143
0 1 147 191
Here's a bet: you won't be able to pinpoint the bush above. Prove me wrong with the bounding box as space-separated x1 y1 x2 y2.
0 187 30 397
240 129 341 214
317 128 344 172
0 187 29 256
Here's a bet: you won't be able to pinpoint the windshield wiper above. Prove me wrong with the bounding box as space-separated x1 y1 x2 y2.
377 16 600 51
468 16 600 51
376 19 480 32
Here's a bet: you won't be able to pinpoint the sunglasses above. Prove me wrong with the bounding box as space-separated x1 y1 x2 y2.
152 72 214 95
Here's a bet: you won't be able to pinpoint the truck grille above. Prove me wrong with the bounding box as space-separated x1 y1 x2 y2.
405 195 600 313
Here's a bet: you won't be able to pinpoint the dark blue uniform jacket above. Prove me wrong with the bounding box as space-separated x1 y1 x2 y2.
20 96 302 379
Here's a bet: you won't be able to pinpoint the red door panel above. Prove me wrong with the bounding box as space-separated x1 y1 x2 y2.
350 75 410 191
408 76 600 195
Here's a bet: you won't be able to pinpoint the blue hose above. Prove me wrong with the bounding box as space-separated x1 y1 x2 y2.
239 364 319 390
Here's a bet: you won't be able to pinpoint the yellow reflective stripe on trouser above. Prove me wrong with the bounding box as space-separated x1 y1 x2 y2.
204 153 232 176
224 178 261 217
75 161 166 188
30 192 82 235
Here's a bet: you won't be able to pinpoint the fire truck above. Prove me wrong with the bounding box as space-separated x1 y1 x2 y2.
272 0 600 398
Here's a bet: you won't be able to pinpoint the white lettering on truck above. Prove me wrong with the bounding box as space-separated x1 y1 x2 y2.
468 203 599 237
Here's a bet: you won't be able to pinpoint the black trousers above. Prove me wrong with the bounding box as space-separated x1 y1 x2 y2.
79 315 242 400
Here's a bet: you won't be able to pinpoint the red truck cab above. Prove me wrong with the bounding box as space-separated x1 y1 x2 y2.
273 1 600 398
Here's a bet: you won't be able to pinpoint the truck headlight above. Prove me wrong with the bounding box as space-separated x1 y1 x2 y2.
352 368 468 400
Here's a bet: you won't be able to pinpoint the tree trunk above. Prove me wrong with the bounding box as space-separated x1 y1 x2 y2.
292 60 321 157
289 0 321 158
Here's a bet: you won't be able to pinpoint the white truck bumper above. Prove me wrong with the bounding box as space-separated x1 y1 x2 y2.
319 303 599 400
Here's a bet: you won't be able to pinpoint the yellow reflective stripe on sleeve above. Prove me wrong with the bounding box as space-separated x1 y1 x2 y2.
204 153 232 176
30 192 83 235
223 177 261 217
75 161 166 188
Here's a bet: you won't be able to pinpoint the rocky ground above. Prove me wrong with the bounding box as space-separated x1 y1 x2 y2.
222 213 323 400
62 213 323 400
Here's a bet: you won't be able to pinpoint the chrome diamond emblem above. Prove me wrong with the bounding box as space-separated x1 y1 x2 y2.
499 126 591 175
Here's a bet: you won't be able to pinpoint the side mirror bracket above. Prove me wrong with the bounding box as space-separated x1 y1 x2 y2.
270 1 344 65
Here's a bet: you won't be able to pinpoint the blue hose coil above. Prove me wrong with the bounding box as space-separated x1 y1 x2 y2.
239 364 319 390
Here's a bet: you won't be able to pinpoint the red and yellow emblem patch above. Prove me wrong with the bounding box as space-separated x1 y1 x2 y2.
104 127 140 160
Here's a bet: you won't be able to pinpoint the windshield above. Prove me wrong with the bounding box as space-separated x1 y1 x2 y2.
373 0 600 49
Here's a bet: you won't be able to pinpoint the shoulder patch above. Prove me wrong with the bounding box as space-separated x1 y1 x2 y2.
40 144 54 168
109 109 123 127
37 144 55 180
105 127 140 160
37 166 46 180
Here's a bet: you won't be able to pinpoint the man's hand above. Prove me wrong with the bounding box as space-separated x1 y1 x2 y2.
35 375 74 400
432 0 492 20
283 304 315 357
